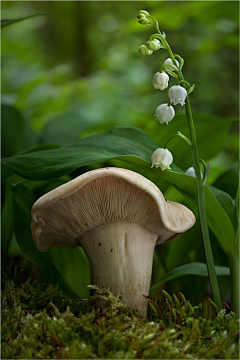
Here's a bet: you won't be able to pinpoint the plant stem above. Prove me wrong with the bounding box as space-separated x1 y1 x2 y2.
161 37 222 310
227 253 239 316
184 98 222 310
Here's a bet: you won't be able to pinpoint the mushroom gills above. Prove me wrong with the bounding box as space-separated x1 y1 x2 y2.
33 176 175 251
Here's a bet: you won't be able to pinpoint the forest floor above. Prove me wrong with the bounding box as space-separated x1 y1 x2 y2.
1 273 239 359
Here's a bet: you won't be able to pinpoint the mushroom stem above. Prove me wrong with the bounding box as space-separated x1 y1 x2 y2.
79 222 158 318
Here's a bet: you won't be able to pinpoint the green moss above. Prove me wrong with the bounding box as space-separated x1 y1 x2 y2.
1 279 239 359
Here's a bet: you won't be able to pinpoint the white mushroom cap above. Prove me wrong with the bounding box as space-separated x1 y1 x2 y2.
31 167 196 252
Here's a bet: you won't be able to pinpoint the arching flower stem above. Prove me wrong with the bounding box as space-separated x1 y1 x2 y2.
155 25 222 310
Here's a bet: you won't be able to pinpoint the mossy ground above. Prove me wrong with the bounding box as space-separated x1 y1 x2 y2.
1 274 239 359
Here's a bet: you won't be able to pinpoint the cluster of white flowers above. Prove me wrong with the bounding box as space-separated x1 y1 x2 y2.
153 58 187 125
150 59 188 171
137 12 198 174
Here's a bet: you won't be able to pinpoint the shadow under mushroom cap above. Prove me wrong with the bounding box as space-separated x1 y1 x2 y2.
31 167 196 252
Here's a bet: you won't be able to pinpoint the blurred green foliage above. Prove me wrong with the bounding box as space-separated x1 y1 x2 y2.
1 1 239 306
2 1 239 127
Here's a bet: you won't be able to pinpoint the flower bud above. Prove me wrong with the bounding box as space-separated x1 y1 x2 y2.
146 39 161 51
139 10 149 17
137 13 146 19
139 45 153 56
138 17 149 25
168 85 187 106
155 103 175 125
153 72 169 91
163 58 179 71
151 148 173 171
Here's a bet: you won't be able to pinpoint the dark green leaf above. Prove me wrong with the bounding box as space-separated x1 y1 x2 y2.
2 104 24 158
213 163 239 199
11 181 76 296
145 113 237 168
1 104 38 158
4 127 237 257
1 13 46 28
2 127 159 180
161 168 237 254
209 185 235 224
150 262 230 294
49 247 90 298
1 184 13 259
19 143 61 155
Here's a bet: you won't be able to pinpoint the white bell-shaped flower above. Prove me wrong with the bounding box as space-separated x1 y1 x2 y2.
152 72 169 90
185 167 196 177
155 104 175 125
168 85 187 106
163 58 179 71
151 148 173 171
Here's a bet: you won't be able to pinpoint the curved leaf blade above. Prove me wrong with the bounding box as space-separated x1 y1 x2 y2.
150 262 230 294
11 181 76 296
4 127 237 258
2 127 159 180
146 113 238 168
1 13 46 28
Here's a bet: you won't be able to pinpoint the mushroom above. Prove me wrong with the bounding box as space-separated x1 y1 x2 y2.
31 167 195 318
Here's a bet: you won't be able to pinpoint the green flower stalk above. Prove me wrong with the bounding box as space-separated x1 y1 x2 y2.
137 10 223 310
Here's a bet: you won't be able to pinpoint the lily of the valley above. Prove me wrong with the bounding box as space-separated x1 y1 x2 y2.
155 103 175 125
153 72 169 90
139 45 153 56
168 85 187 106
164 58 179 71
151 148 173 171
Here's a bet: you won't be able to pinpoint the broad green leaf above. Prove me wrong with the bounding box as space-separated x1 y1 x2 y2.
236 186 239 220
11 181 90 298
234 186 239 240
2 104 24 158
1 13 46 28
2 127 159 180
160 168 237 255
3 127 237 257
165 221 202 271
150 262 230 294
1 184 13 259
11 181 76 296
209 185 235 224
1 104 38 158
213 163 238 199
1 163 13 183
19 143 61 155
1 145 60 184
49 247 90 298
145 113 237 168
